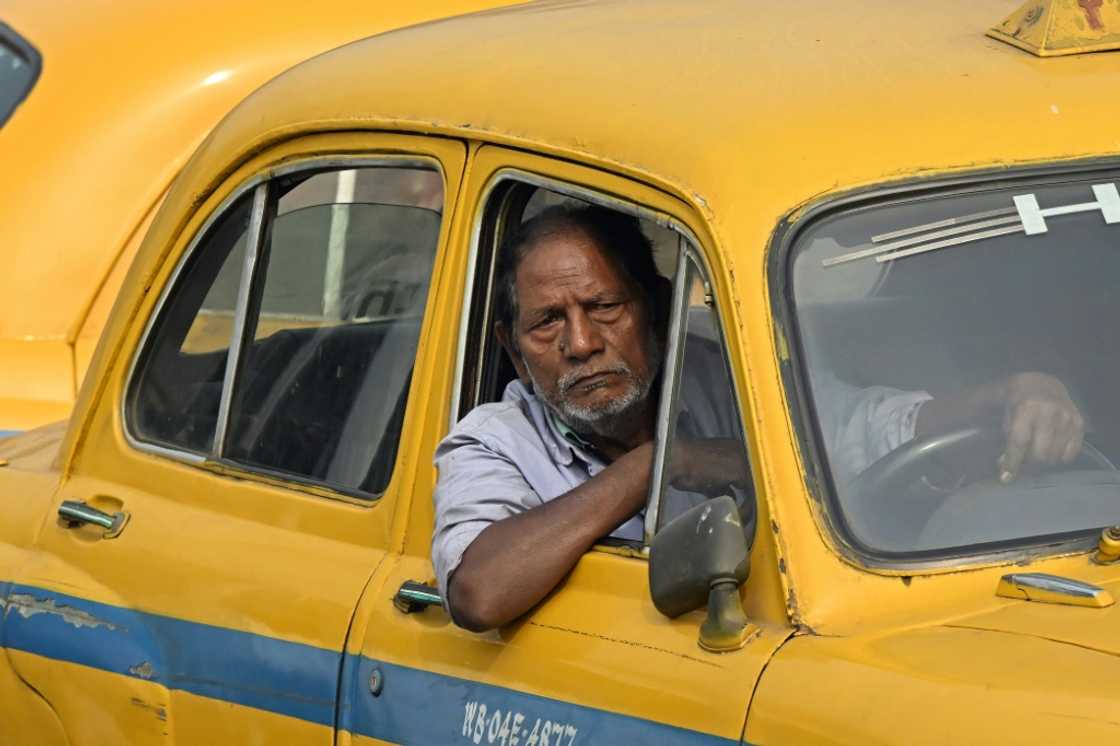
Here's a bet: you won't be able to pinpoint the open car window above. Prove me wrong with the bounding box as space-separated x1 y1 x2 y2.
0 21 41 127
789 170 1120 561
460 174 755 547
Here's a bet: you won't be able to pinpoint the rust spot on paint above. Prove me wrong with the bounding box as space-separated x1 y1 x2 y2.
778 558 787 574
770 519 780 534
6 595 117 631
130 697 168 722
1079 0 1104 30
129 661 156 679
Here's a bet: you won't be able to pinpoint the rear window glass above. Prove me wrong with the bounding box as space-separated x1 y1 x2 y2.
0 22 42 127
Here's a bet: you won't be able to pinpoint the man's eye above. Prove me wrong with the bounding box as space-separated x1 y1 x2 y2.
590 302 622 316
532 314 561 331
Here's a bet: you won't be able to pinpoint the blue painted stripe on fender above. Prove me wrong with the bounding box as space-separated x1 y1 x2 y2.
340 657 740 745
0 430 21 438
1 584 339 725
2 584 743 743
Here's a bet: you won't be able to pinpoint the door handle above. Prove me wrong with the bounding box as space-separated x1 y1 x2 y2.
58 500 129 539
393 580 442 613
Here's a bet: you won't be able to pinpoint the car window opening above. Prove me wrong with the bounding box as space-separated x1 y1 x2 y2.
128 163 444 499
464 179 757 548
791 169 1120 561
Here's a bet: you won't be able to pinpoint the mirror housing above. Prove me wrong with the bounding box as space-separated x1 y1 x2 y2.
649 495 754 651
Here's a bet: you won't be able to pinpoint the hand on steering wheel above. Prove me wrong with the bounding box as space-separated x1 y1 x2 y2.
848 426 1115 505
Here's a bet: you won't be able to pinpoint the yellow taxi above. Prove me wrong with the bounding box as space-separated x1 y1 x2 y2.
0 0 513 436
3 0 1120 743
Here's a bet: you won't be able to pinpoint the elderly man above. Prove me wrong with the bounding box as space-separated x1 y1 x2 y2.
432 204 1085 632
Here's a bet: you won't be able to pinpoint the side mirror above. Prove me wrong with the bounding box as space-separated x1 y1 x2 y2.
649 495 755 652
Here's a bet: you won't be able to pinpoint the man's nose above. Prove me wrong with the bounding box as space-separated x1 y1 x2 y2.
562 309 605 360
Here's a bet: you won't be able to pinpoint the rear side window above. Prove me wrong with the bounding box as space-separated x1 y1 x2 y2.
128 162 444 499
0 22 42 127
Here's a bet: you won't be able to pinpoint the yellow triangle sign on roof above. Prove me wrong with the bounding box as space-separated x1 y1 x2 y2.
988 0 1120 56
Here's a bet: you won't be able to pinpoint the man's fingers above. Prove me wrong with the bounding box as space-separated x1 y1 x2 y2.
1063 424 1084 463
1031 405 1060 464
1060 410 1085 463
1001 403 1034 481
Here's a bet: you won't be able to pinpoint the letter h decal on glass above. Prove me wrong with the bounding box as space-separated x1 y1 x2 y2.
1013 183 1120 236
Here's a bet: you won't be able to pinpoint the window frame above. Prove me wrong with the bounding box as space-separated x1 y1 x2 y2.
123 154 447 501
452 167 752 549
768 156 1120 572
0 21 42 127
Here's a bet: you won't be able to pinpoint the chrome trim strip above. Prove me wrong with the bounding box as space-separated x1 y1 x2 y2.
212 183 270 456
996 571 1114 607
645 242 691 543
1001 572 1103 598
878 224 1025 263
824 214 1023 267
122 154 442 472
870 206 1018 243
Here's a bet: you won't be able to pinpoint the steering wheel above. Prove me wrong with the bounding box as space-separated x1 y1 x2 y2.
849 426 1116 504
841 427 1117 549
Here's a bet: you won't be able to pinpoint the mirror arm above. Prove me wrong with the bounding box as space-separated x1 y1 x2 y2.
699 579 756 652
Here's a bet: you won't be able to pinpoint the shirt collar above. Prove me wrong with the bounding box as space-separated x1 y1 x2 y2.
549 410 596 451
504 379 606 470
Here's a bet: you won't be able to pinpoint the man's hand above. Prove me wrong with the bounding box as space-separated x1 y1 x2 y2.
916 371 1085 483
994 373 1084 482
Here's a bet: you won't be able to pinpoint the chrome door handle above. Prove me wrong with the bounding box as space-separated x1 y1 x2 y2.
58 500 129 539
393 580 442 613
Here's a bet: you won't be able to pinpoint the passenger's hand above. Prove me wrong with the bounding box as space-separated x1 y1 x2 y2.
995 373 1084 482
668 437 750 496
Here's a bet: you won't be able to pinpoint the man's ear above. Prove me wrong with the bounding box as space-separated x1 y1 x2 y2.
495 322 531 385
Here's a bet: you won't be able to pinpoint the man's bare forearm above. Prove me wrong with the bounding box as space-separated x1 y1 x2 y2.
448 442 653 632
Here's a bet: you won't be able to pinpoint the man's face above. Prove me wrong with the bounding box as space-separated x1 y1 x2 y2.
505 228 659 438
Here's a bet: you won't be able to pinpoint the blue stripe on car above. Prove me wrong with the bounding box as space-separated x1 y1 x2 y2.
340 656 739 745
0 430 21 438
1 583 338 725
1 583 740 744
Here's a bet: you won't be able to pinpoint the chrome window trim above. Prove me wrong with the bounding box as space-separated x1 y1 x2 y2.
121 154 444 496
212 182 270 455
644 242 690 543
449 167 749 551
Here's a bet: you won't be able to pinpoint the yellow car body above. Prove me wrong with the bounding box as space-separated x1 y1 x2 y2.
0 0 515 435
2 0 1120 744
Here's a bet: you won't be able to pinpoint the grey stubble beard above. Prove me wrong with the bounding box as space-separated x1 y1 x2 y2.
526 329 662 443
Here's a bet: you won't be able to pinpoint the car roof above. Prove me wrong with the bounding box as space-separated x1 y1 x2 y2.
164 0 1120 284
0 0 513 342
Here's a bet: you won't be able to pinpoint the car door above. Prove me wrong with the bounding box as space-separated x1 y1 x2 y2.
3 133 467 745
337 146 794 745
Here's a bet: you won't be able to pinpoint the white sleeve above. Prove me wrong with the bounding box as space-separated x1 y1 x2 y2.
812 369 932 486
